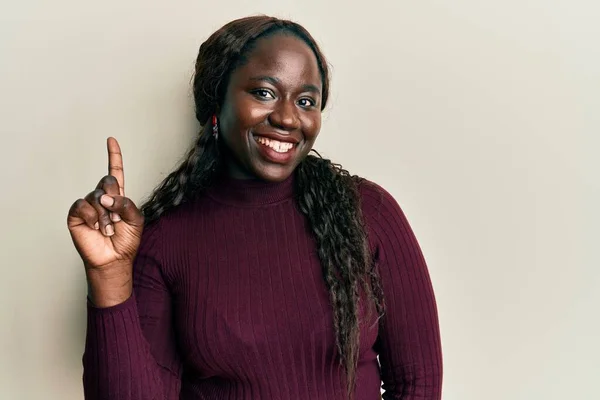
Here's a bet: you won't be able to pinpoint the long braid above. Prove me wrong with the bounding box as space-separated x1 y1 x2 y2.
141 125 220 224
297 152 385 398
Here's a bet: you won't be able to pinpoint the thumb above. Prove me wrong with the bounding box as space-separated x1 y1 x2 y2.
100 194 144 227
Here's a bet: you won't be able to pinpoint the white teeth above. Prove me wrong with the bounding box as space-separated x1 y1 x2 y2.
256 137 294 153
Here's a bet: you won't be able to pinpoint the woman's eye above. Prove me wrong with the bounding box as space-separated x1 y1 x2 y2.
252 89 274 99
298 98 316 108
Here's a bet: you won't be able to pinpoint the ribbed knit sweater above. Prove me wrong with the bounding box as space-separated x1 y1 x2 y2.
83 172 443 399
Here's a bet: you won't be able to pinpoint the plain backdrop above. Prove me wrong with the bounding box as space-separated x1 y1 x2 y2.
1 1 598 399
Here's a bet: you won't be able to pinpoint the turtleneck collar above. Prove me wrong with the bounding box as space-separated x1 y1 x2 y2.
205 169 297 207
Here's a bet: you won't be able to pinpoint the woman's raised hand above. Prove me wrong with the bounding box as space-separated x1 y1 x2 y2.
67 137 145 306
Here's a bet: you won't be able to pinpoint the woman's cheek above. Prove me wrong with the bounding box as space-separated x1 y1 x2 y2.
302 114 321 140
239 99 271 127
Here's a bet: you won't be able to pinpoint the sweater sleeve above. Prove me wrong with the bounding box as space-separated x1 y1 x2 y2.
82 221 182 399
361 181 443 399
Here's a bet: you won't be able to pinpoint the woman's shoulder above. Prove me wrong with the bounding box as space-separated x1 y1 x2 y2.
355 177 401 218
354 177 421 254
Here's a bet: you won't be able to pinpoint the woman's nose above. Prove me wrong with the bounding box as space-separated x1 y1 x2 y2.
268 100 300 131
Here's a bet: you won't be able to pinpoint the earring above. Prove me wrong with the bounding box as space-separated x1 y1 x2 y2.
212 115 219 140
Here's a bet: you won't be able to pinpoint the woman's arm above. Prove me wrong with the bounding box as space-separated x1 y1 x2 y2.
361 182 443 399
83 222 182 399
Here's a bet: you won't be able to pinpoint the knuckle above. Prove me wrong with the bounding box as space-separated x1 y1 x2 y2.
85 189 104 202
74 198 86 208
92 188 105 199
123 197 138 214
102 175 118 185
69 198 86 214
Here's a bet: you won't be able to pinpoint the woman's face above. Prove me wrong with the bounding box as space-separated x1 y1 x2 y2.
218 33 323 181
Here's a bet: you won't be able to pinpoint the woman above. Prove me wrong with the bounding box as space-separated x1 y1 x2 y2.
67 16 442 400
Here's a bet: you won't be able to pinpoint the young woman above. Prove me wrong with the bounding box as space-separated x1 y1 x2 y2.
67 15 443 400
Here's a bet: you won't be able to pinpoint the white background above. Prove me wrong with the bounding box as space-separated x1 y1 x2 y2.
1 1 598 399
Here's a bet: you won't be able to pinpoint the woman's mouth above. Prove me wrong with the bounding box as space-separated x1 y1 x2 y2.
255 136 295 153
252 135 298 164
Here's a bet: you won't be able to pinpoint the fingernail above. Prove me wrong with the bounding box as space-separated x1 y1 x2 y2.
105 224 114 236
100 195 114 208
94 222 99 230
110 212 121 222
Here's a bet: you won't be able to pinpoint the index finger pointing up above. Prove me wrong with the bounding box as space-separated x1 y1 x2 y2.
107 137 125 196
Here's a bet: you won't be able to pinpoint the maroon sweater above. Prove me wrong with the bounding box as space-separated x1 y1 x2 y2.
83 173 443 399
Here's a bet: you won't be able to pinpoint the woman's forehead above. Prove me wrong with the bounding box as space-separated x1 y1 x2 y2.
233 35 321 87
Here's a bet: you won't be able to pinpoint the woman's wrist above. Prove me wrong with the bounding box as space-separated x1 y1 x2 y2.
86 265 133 308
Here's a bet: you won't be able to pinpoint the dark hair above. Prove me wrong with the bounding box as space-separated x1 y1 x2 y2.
140 15 384 399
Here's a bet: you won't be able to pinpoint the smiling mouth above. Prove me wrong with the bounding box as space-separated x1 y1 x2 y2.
254 136 296 153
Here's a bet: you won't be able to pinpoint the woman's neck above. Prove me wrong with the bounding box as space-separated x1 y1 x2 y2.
206 168 296 207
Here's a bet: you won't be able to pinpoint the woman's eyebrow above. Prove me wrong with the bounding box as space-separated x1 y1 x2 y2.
249 75 280 86
249 76 321 94
301 83 321 94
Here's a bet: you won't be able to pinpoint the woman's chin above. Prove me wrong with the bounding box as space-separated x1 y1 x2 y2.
251 163 295 183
